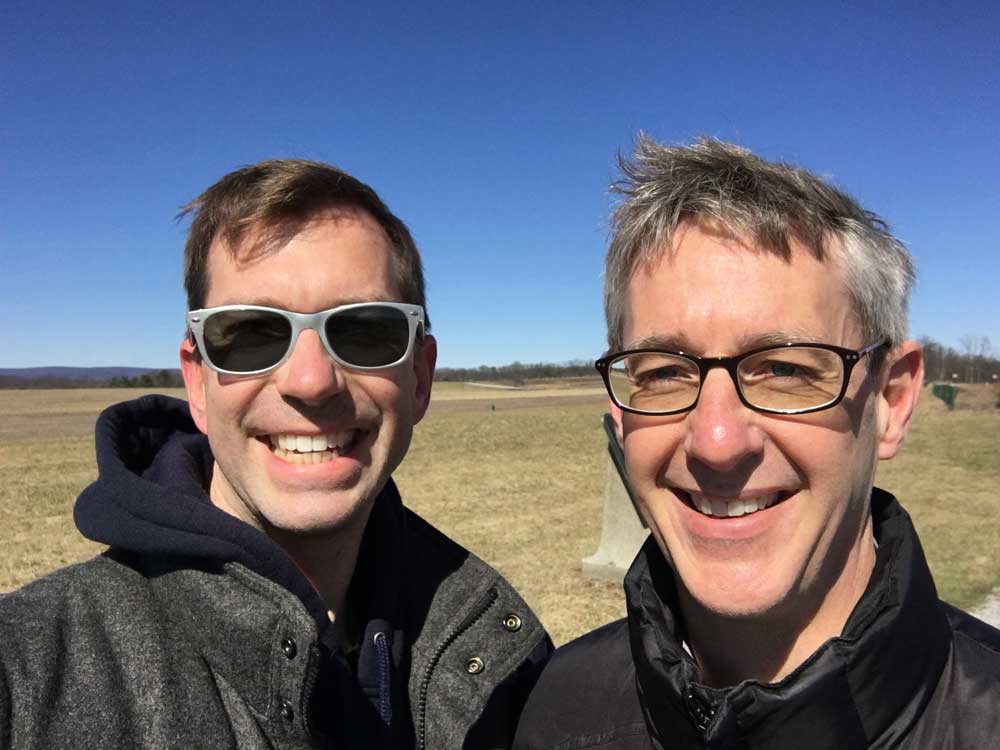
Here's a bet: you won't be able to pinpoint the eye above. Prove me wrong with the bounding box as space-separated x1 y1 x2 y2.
769 361 800 377
642 365 680 382
632 364 695 391
753 359 821 381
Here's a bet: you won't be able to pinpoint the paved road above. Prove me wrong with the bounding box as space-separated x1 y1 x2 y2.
970 589 1000 629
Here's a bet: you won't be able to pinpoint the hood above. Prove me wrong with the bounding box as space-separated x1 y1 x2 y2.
74 394 403 631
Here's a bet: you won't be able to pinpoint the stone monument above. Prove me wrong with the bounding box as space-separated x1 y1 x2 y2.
581 413 649 582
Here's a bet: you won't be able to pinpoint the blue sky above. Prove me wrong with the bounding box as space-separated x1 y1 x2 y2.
2 1 998 369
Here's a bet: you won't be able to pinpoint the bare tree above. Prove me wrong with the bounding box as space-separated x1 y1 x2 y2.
959 335 979 382
980 337 993 360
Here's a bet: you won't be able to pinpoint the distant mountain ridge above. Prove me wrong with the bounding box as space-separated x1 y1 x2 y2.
0 366 180 381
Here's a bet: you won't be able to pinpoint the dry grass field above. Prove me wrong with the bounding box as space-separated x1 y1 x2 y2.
1 380 998 645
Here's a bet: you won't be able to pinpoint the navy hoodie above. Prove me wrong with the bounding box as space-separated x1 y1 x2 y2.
74 394 413 747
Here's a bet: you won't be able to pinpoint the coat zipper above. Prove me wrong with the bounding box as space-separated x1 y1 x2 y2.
373 631 393 727
415 587 499 750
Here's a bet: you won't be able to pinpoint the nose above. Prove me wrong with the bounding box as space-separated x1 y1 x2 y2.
683 366 764 474
274 329 345 405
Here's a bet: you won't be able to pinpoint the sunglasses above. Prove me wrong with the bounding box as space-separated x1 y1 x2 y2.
187 302 425 376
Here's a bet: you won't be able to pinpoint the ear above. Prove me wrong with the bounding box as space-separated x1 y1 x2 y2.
180 336 210 436
411 334 437 424
876 340 924 460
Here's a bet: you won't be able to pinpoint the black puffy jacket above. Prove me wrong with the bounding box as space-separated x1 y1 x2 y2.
515 489 1000 749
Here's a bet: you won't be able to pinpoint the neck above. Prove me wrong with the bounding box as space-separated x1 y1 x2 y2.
275 522 368 620
682 519 877 688
207 468 373 620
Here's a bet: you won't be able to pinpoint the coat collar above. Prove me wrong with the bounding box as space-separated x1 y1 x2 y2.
625 489 952 749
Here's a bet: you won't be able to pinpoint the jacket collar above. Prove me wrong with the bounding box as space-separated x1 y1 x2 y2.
625 488 952 749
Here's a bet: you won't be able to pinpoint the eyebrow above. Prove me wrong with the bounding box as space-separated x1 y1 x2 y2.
622 330 820 355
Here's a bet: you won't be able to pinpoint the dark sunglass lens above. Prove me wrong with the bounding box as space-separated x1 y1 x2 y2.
203 310 291 372
326 306 410 367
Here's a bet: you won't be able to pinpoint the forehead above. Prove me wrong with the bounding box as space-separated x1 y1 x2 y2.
622 223 860 353
203 208 400 307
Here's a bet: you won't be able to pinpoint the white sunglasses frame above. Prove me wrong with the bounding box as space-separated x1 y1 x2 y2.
186 301 425 376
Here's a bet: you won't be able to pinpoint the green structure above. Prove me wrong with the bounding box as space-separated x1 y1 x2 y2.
931 383 959 410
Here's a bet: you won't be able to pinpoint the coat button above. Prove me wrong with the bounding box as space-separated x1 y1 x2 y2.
281 637 297 659
280 700 294 722
466 657 485 674
502 613 522 632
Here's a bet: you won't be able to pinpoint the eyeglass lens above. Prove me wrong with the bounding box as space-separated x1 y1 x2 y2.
608 346 846 414
202 306 411 372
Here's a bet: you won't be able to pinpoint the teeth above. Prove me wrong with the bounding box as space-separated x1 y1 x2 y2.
267 431 357 461
689 492 780 518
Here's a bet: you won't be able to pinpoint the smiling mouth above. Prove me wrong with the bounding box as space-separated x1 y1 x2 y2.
678 490 787 518
266 431 362 464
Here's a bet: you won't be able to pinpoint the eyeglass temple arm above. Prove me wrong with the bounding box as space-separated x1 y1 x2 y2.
860 340 890 356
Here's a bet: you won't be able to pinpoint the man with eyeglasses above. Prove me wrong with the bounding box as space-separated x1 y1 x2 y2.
0 160 549 749
514 138 1000 749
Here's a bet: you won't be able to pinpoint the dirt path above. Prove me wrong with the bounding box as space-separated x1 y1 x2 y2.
429 392 606 413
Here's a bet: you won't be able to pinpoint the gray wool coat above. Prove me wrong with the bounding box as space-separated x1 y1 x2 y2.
0 396 549 749
1 530 546 749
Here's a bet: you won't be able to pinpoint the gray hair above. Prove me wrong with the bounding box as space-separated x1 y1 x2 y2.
604 135 915 356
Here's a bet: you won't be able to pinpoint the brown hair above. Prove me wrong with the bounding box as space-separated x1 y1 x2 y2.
180 159 429 329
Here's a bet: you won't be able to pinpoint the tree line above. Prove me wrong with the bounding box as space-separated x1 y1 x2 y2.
920 336 999 384
435 360 596 384
107 370 186 388
0 370 185 390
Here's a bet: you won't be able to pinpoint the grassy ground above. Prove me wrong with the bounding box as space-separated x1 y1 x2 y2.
0 389 120 590
876 384 1000 609
396 390 624 644
0 382 997 645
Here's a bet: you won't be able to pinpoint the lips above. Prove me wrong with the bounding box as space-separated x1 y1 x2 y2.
265 430 361 464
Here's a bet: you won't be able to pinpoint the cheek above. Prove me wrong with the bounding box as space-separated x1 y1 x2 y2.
358 376 411 431
202 381 258 434
793 402 878 474
767 416 877 513
623 422 683 486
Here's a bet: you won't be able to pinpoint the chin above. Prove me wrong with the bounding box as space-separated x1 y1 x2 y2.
267 492 374 538
678 561 792 621
696 593 783 620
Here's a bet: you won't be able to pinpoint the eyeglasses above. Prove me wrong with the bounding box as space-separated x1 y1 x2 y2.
595 340 887 416
187 302 425 376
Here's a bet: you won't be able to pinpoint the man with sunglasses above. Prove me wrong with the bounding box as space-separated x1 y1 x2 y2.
0 160 549 749
514 138 1000 749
